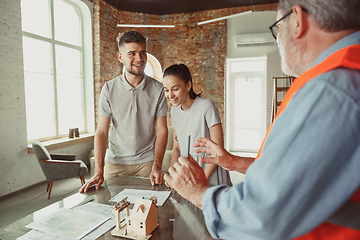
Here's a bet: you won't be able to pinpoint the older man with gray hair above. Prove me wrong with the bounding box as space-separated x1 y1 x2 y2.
165 0 360 239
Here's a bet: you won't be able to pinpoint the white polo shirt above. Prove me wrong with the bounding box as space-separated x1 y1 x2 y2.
99 74 168 165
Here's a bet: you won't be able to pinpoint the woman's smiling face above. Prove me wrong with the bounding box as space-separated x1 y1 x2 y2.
163 75 191 107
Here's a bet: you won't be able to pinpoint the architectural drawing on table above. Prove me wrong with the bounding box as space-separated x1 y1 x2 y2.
111 196 159 240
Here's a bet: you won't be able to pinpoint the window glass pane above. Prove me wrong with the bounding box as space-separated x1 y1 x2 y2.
26 106 56 140
54 0 81 46
21 0 51 38
234 77 262 151
57 76 82 105
234 129 261 150
24 71 56 140
22 37 52 74
57 76 84 135
55 45 81 77
58 104 84 135
24 72 54 107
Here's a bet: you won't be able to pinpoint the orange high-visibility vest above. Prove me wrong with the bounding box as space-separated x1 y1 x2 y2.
255 43 360 239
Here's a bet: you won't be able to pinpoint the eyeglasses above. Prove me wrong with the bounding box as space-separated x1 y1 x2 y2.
269 8 309 40
269 10 293 40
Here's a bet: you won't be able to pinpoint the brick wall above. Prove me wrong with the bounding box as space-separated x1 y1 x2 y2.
93 0 278 126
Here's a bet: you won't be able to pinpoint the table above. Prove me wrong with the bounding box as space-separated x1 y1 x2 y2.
0 175 213 240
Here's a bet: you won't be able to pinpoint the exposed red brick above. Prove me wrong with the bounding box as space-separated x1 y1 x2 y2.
93 0 278 127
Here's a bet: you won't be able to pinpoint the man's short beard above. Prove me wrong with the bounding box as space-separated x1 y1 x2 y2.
279 22 302 77
128 70 144 76
124 65 145 77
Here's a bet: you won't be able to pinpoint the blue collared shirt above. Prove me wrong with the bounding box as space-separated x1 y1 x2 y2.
202 31 360 240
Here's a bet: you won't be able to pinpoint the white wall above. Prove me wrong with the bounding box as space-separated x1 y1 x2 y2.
0 0 94 198
227 11 279 58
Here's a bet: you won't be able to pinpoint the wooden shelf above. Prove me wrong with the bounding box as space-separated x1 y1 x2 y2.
277 87 289 92
271 76 295 123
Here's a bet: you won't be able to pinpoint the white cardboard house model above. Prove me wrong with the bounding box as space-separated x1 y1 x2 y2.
111 197 158 240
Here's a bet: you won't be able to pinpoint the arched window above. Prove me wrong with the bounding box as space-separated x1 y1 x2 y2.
21 0 94 141
145 54 163 82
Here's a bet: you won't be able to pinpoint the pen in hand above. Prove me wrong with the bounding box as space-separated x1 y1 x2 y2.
187 133 191 158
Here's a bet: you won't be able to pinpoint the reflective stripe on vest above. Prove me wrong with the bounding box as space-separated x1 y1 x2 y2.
254 43 360 237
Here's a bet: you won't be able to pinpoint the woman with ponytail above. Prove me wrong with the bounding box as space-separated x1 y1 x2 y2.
163 63 231 186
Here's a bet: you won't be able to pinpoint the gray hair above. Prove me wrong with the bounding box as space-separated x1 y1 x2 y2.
278 0 360 32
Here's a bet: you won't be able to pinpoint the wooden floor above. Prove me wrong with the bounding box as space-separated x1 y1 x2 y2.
0 174 91 229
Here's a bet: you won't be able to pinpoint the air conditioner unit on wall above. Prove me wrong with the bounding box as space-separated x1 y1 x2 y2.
235 32 276 47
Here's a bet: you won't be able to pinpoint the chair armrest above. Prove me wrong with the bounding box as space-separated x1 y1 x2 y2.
50 154 76 161
41 159 80 164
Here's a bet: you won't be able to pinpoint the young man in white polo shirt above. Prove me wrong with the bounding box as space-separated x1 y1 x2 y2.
80 31 168 192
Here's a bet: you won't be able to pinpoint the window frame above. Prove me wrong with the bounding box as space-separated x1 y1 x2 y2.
226 57 267 153
22 0 94 142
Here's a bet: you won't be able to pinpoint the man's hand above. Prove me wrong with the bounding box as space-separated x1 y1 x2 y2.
194 137 234 171
79 173 104 193
194 137 254 174
150 166 164 186
164 155 210 209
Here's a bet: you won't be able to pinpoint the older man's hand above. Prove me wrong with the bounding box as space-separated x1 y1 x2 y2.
164 155 210 209
195 137 254 174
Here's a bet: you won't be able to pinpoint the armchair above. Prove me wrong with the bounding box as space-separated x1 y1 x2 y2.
32 141 88 199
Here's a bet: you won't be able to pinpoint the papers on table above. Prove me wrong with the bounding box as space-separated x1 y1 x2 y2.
72 202 114 218
18 189 171 239
25 208 109 239
19 203 119 240
18 229 73 240
110 189 171 206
